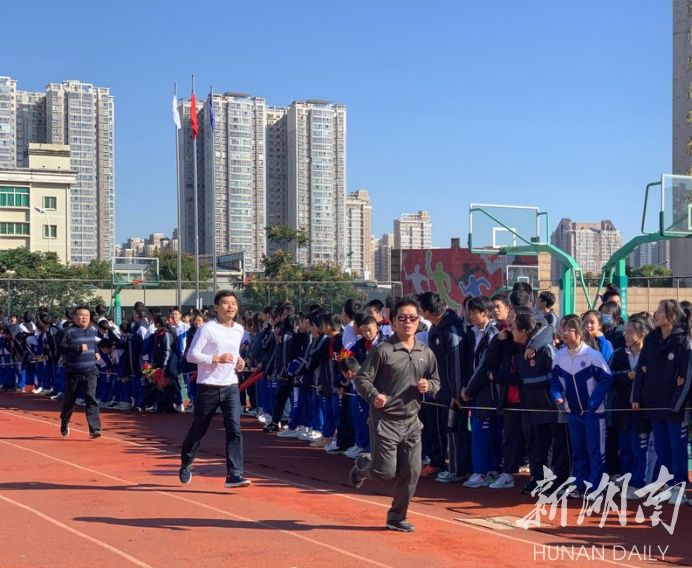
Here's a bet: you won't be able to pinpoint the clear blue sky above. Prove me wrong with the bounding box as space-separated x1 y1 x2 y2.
4 1 671 247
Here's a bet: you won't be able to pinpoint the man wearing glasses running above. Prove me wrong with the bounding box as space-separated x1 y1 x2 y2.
349 295 440 532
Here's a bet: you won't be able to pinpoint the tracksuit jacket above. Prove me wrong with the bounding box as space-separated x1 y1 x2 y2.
550 343 612 415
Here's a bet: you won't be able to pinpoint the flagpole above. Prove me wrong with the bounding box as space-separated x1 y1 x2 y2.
210 86 218 295
174 83 182 310
192 74 201 309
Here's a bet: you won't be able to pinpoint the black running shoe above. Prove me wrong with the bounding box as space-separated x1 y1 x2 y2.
224 475 252 488
179 465 192 484
60 424 69 437
89 430 101 439
386 520 415 533
263 422 280 433
349 464 365 489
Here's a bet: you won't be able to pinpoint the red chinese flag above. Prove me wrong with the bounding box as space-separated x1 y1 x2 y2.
190 91 198 139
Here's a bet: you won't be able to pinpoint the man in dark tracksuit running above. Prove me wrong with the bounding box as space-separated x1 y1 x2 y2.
59 305 101 438
350 296 440 533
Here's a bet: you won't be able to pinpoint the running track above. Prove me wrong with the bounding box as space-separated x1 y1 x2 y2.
1 392 690 568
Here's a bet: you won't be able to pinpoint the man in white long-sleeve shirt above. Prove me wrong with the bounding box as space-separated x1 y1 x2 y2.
179 290 251 488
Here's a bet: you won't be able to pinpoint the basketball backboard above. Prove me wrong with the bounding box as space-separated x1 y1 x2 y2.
661 174 692 237
112 257 160 287
469 203 548 254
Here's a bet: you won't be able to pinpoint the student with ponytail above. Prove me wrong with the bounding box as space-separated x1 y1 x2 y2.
632 300 692 505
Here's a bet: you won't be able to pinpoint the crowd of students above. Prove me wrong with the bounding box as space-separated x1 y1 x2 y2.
1 282 691 505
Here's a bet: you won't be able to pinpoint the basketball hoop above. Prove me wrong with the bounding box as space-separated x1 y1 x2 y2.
131 279 143 288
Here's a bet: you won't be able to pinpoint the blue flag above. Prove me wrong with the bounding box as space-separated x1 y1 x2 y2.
208 93 215 130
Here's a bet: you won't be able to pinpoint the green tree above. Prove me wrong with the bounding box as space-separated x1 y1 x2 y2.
243 228 364 312
155 250 212 287
0 248 103 317
627 264 674 287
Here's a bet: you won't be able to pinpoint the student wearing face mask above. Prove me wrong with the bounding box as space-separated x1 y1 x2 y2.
599 301 625 352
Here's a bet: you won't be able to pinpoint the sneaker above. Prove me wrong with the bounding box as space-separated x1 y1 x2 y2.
256 413 268 424
115 401 132 410
463 473 490 488
324 440 339 452
626 486 644 500
310 437 329 448
435 471 464 484
76 398 85 406
349 464 366 488
263 422 280 433
145 405 157 412
60 424 69 437
326 446 344 455
32 386 43 394
50 393 64 401
89 430 101 439
421 464 441 477
224 475 252 488
518 464 531 474
175 403 185 413
355 453 372 473
386 520 415 533
344 445 361 459
277 428 300 438
42 389 54 396
489 473 515 489
179 465 192 484
667 485 689 505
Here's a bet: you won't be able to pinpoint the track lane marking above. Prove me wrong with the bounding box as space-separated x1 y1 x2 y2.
0 438 393 568
0 408 639 568
0 493 154 568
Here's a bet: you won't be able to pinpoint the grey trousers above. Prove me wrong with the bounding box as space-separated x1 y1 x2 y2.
365 414 422 522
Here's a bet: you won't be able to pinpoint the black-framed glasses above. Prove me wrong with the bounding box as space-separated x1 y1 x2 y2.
396 314 419 323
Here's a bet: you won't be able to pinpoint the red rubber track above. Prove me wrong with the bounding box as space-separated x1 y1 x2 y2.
0 392 690 568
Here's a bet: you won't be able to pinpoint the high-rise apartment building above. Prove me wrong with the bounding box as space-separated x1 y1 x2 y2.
551 218 623 277
629 240 671 269
266 106 288 256
0 77 114 263
345 190 373 278
672 0 692 277
286 100 346 266
179 93 267 272
394 211 432 250
179 95 345 270
374 233 394 283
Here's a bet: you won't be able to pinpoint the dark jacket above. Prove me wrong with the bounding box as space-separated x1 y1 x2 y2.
59 325 99 375
516 328 561 425
152 328 178 379
605 323 626 352
354 334 440 421
463 323 499 420
632 326 691 421
119 333 143 377
305 334 331 395
427 309 466 406
610 347 649 432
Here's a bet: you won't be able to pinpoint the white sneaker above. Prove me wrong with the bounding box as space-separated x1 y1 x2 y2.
32 386 43 394
257 413 268 424
489 473 514 489
175 403 185 413
344 446 362 459
463 473 490 488
301 430 323 442
668 485 689 505
277 428 300 438
435 471 464 484
324 440 338 452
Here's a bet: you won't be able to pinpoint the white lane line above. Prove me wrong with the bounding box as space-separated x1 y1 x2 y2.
0 409 638 568
0 438 393 568
0 493 154 568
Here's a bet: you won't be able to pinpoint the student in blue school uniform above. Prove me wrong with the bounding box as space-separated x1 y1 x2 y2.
551 315 613 497
461 296 501 488
610 314 654 499
632 299 692 505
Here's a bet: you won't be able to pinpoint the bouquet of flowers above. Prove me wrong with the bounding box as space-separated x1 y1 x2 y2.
141 363 172 391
